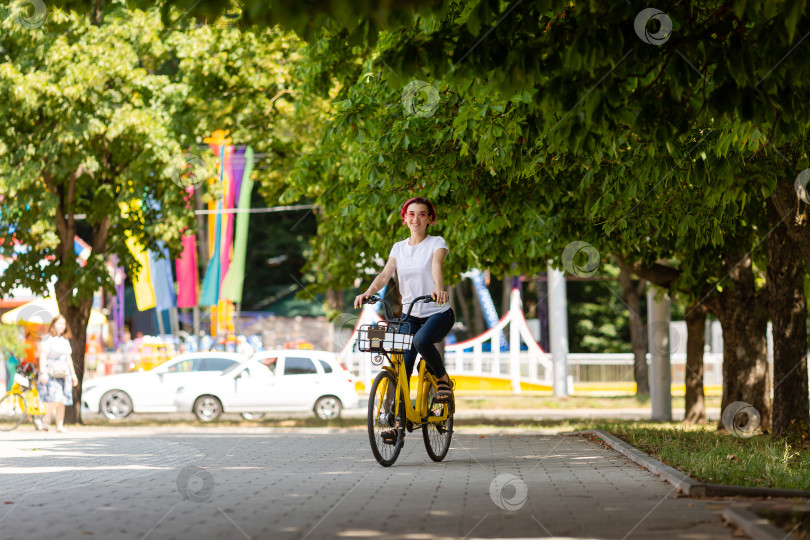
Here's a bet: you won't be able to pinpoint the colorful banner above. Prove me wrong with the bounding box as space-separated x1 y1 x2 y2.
199 143 226 307
175 185 198 308
220 145 236 287
119 201 156 311
231 146 246 211
125 233 156 311
74 236 91 266
148 244 176 312
112 255 125 349
176 232 198 308
222 146 254 303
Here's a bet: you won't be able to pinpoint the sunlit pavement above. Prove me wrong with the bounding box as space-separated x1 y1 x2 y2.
0 428 743 540
77 406 724 423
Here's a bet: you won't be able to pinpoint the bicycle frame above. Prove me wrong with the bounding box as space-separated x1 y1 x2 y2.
10 379 46 417
376 353 449 426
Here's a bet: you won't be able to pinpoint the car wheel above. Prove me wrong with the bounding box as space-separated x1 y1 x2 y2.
240 412 265 421
194 395 222 422
100 390 133 420
314 396 342 420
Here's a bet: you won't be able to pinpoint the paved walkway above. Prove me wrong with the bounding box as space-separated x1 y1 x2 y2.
80 406 723 423
0 427 743 540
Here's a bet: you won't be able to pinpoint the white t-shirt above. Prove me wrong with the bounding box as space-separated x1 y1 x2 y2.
41 335 72 375
389 235 450 318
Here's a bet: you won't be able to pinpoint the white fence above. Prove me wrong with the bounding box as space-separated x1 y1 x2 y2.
337 289 787 394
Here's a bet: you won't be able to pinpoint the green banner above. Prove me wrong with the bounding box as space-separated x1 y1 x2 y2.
222 146 255 304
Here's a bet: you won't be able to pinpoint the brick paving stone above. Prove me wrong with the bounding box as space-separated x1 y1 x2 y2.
0 428 745 540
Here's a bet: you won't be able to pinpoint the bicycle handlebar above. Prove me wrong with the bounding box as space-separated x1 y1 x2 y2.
361 294 435 322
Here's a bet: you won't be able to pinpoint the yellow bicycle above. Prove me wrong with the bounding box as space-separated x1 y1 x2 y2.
0 363 46 431
359 295 454 467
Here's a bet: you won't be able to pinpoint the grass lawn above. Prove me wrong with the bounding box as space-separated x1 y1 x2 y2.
593 420 810 491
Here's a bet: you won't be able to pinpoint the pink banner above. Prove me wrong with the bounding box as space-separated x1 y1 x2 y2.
176 233 198 308
220 145 237 286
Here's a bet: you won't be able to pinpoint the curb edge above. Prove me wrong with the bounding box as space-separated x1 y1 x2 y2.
721 507 800 540
576 429 803 540
577 429 702 495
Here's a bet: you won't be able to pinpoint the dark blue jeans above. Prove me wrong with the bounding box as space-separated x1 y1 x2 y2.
402 308 455 380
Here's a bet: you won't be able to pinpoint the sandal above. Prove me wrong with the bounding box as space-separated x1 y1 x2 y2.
380 422 403 446
435 379 453 403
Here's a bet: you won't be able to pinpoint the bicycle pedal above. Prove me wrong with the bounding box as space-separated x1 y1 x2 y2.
381 429 402 445
382 435 403 447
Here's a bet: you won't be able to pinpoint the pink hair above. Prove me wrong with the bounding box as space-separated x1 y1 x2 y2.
400 197 437 224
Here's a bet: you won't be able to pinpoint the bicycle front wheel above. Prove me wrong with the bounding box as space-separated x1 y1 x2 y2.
0 392 28 432
423 384 454 462
368 370 405 467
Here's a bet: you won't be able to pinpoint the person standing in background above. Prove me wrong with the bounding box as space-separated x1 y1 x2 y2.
24 327 38 369
37 315 78 432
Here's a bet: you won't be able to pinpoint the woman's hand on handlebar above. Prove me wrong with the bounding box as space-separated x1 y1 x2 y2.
432 289 449 306
354 292 372 309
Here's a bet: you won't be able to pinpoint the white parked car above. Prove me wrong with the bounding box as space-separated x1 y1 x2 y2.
82 352 249 419
175 350 359 421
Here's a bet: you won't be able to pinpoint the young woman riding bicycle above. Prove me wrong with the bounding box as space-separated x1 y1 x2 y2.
353 197 456 432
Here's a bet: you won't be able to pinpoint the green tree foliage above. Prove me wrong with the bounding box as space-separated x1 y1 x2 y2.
0 5 304 421
0 325 24 358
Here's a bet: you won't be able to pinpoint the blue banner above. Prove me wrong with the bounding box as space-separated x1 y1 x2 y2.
469 269 508 351
148 243 177 312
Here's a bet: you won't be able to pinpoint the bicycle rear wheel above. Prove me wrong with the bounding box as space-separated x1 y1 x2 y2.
422 384 454 462
368 370 405 467
0 392 27 432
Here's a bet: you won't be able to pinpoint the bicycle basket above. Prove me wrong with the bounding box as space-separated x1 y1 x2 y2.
357 322 413 354
13 372 30 389
19 362 37 378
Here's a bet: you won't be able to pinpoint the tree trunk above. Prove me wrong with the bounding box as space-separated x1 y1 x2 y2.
767 198 809 435
471 280 485 336
618 265 649 395
770 180 810 269
710 249 771 433
501 276 512 317
195 187 209 270
325 287 345 313
91 0 104 25
55 281 93 425
537 275 549 352
684 302 707 424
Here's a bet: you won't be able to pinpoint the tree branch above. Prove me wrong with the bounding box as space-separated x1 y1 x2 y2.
610 252 681 289
42 171 68 245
